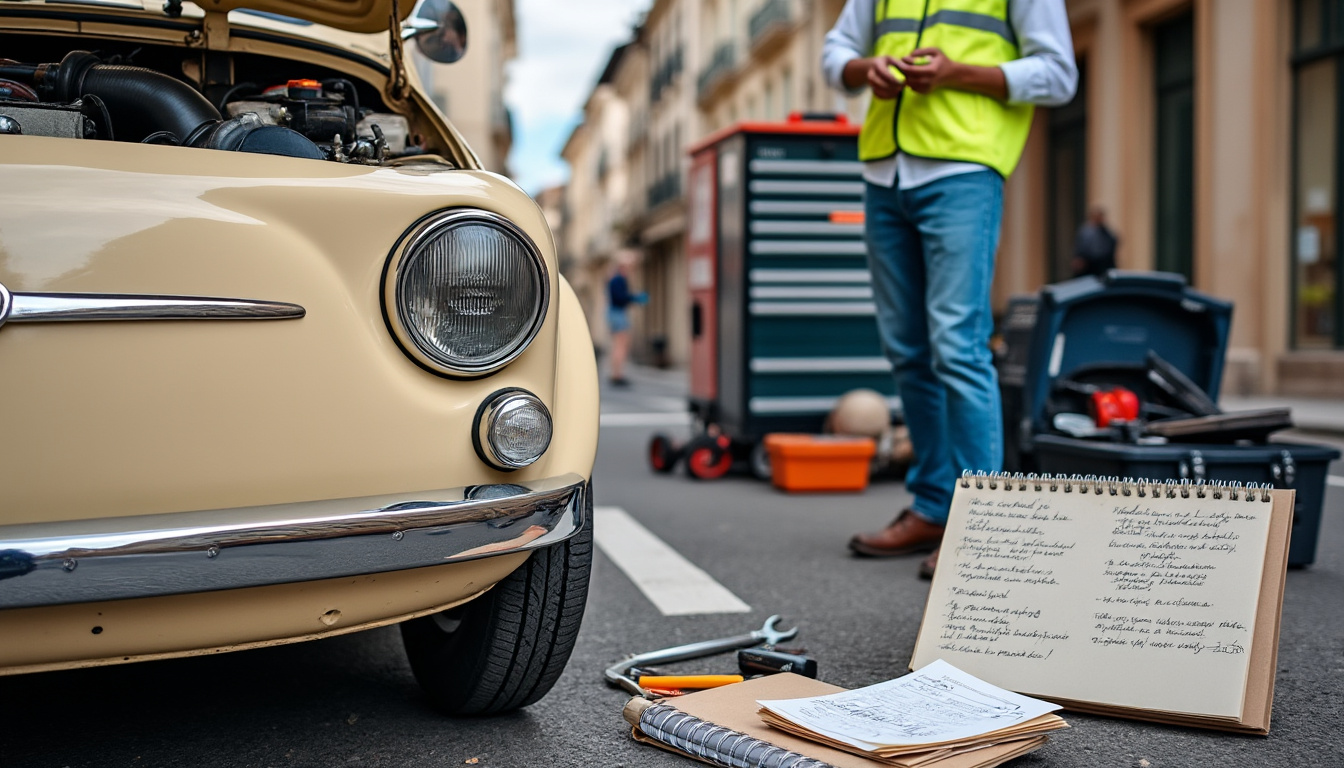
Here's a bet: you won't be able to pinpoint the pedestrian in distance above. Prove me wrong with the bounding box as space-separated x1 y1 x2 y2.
823 0 1077 577
606 253 647 387
1072 205 1119 278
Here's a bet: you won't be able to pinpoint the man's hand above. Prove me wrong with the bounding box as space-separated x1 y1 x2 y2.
842 56 904 100
866 55 905 100
899 47 1008 101
899 48 955 94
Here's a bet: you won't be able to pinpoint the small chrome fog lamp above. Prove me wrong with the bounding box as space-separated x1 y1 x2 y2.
474 389 553 470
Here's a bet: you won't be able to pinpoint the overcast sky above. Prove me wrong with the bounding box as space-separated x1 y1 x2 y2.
505 0 650 195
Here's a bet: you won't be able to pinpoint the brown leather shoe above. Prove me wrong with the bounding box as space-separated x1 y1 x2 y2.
918 547 940 580
848 510 944 557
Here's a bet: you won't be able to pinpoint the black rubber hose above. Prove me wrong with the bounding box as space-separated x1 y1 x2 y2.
20 53 221 145
73 64 221 145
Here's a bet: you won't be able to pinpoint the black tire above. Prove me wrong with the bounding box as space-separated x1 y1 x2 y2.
685 435 732 480
399 485 593 715
749 440 772 480
648 433 680 473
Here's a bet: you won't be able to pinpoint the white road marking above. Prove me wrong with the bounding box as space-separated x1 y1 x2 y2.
1328 475 1344 488
599 412 692 427
593 506 750 616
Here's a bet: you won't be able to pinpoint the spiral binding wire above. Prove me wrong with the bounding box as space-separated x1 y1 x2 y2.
959 470 1273 502
639 703 833 768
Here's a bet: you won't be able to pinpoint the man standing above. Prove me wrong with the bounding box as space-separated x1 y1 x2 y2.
1073 205 1119 277
824 1 1076 576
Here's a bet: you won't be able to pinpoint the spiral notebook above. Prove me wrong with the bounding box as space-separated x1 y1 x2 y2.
910 473 1295 734
623 672 1054 768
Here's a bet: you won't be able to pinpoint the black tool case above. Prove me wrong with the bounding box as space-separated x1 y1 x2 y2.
1003 271 1340 567
1000 271 1234 466
1033 437 1338 566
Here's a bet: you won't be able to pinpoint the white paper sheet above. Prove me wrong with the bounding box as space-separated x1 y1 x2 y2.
757 660 1060 751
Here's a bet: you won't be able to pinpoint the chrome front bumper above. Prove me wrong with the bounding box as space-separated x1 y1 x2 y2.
0 474 587 610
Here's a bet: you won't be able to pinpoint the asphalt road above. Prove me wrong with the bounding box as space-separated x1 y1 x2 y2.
2 369 1342 768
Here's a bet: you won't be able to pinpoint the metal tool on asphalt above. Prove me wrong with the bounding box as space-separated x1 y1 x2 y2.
604 614 799 697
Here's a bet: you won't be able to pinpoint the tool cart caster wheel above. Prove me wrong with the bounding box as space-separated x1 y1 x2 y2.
749 441 772 481
648 433 681 473
685 435 733 480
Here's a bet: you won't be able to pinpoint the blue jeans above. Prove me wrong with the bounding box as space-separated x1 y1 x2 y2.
864 171 1004 524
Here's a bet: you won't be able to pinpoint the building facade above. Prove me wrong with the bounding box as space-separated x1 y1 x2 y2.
562 0 858 368
563 0 1344 395
993 0 1339 396
411 0 516 173
560 44 636 350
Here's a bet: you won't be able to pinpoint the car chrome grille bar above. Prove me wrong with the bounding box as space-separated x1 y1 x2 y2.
0 281 304 328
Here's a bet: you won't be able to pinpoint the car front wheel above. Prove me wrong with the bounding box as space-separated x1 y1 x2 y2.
400 487 593 715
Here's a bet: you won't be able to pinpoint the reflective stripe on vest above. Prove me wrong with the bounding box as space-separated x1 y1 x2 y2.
858 0 1035 178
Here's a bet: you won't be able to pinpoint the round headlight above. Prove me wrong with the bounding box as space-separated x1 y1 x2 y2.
474 389 553 470
384 209 549 376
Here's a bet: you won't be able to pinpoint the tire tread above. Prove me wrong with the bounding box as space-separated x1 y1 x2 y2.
400 486 593 715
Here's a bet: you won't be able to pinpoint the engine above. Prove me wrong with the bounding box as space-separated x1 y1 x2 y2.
0 51 412 165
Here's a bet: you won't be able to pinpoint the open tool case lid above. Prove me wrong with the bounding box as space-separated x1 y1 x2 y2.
1020 270 1234 437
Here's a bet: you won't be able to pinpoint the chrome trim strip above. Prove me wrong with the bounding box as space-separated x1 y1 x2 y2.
0 282 304 329
0 474 587 609
747 159 866 176
749 268 872 284
749 301 877 316
750 220 863 236
749 286 872 300
749 395 903 414
749 240 868 256
749 201 863 215
748 180 865 196
750 356 892 373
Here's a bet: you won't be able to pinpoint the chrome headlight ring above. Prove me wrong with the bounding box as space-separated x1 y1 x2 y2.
383 209 550 378
473 388 554 471
0 281 11 330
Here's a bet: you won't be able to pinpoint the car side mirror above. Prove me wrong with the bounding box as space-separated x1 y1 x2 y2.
403 0 468 65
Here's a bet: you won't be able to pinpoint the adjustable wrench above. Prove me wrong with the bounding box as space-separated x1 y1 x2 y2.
604 614 799 697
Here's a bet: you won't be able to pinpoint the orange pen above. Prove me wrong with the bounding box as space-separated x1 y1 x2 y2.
638 674 744 690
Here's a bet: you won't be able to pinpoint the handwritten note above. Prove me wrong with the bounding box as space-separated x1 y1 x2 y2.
911 483 1275 719
757 659 1060 750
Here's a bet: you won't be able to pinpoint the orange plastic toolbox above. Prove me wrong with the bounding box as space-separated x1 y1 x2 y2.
763 434 876 493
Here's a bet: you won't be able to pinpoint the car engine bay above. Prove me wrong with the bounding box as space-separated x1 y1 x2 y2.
0 38 430 166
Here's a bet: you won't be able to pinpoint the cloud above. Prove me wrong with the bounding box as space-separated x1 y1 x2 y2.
506 0 649 194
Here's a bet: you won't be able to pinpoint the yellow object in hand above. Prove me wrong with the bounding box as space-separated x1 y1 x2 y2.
638 674 744 690
888 64 906 83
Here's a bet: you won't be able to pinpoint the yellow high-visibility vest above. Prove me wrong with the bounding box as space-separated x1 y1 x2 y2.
859 0 1034 177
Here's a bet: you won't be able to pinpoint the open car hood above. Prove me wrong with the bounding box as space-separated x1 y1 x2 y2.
200 0 409 34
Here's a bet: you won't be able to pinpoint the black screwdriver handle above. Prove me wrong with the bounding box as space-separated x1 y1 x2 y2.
737 648 818 678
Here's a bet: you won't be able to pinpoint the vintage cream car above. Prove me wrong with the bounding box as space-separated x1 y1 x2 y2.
0 0 598 715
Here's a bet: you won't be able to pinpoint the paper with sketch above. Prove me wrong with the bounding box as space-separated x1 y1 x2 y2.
757 660 1061 751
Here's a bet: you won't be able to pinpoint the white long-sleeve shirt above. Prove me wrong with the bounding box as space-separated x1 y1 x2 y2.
822 0 1077 189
